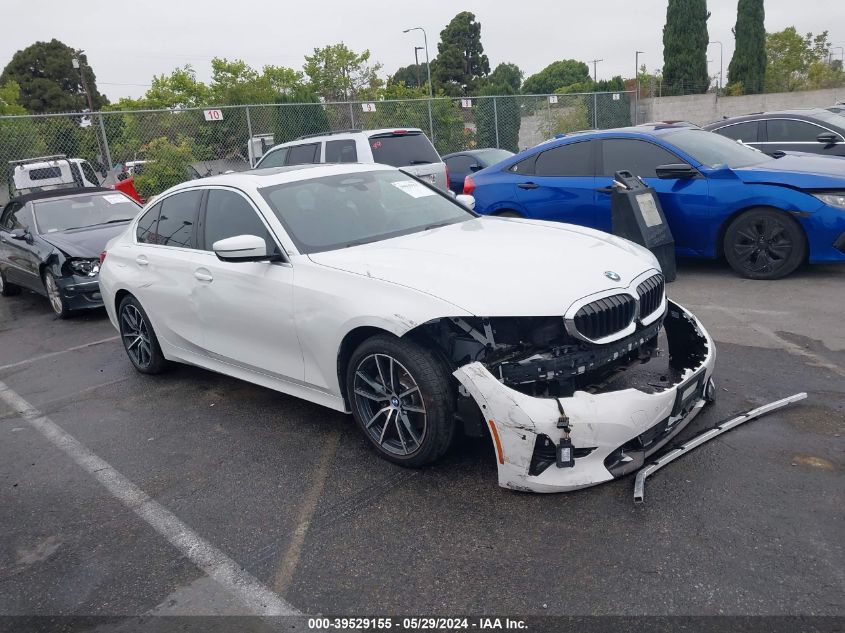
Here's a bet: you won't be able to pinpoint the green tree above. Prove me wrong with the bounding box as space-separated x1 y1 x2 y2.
304 43 383 101
143 65 211 109
522 60 590 94
662 0 711 94
764 27 841 92
133 136 196 199
432 11 490 96
390 64 425 88
727 0 766 94
486 63 523 93
0 39 107 113
271 87 331 144
474 84 520 152
0 80 27 115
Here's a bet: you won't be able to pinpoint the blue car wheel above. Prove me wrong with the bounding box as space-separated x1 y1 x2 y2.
723 209 806 280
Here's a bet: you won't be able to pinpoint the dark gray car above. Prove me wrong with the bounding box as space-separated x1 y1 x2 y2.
0 188 141 317
703 108 845 158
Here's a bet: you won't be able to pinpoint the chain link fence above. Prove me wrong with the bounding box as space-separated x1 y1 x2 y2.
0 91 634 202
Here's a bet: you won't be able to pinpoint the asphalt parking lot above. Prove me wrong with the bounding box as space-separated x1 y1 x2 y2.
0 260 843 621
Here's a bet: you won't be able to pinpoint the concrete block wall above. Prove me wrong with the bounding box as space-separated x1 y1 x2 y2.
638 87 844 126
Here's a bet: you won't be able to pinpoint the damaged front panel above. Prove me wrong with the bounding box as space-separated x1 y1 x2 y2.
450 301 716 493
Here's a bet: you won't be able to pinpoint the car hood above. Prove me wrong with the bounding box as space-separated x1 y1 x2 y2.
733 154 845 188
307 217 659 316
39 222 130 258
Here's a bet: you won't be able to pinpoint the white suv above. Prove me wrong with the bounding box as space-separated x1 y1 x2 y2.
255 128 449 191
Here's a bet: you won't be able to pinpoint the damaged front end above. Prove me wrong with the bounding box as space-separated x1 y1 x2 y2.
434 285 715 493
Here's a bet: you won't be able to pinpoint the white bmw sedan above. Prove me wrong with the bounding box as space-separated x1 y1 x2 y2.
100 163 716 493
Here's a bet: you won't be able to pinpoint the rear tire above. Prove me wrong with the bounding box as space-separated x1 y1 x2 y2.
346 334 455 467
0 268 21 297
118 295 169 374
723 209 806 280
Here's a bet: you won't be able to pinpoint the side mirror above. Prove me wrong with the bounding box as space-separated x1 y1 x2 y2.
10 228 29 241
469 163 482 172
456 194 476 210
817 132 838 145
212 234 271 262
655 163 697 180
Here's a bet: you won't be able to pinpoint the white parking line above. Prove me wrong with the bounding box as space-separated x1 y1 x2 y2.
0 379 299 616
0 336 120 372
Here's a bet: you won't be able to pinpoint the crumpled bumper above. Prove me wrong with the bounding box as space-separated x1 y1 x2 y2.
453 301 716 493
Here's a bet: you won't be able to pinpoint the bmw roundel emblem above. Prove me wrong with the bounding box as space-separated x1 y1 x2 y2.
604 271 621 282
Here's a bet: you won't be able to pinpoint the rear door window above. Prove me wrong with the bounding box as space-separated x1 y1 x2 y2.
369 133 440 167
445 155 475 172
155 190 202 248
534 141 593 177
286 143 320 165
714 121 760 143
325 139 358 163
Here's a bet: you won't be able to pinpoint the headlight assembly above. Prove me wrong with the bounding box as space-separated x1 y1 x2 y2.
68 258 100 277
812 192 845 209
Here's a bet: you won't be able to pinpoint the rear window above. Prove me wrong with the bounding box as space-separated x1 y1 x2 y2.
28 167 63 180
369 132 440 167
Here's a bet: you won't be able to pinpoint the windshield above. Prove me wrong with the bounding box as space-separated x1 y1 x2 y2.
368 132 441 167
33 192 140 233
667 129 770 169
259 170 473 254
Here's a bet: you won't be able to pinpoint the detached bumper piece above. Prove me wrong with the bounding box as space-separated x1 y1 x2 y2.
453 301 716 493
633 392 807 503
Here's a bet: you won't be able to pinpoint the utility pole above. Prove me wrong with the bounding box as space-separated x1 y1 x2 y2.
72 50 110 172
403 27 434 141
414 46 423 88
635 51 644 125
588 59 603 82
708 41 723 93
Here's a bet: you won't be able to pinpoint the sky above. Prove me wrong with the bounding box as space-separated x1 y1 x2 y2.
2 0 842 101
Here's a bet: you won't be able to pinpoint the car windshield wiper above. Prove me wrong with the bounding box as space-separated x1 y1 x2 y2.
64 218 133 231
423 221 454 231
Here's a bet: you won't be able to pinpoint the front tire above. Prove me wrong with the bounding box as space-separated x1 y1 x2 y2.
43 271 71 318
723 209 806 280
346 334 455 467
118 295 168 374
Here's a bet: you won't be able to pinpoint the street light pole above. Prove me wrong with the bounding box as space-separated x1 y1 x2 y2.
635 51 644 125
72 51 110 172
404 27 434 141
708 41 723 93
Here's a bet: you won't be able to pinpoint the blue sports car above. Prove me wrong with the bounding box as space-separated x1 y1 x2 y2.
464 124 845 279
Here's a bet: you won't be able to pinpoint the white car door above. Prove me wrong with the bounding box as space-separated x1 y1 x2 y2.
192 187 303 382
131 190 205 353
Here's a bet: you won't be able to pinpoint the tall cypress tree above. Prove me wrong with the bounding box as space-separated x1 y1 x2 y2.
662 0 711 95
727 0 766 94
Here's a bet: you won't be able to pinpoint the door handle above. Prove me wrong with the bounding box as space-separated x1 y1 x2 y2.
517 182 539 189
193 269 213 282
596 186 614 194
135 255 149 267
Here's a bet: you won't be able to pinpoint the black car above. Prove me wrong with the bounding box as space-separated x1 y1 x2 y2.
0 188 141 317
441 148 514 194
703 108 845 158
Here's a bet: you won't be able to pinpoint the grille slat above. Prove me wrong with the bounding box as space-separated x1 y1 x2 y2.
573 293 636 341
636 274 665 319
